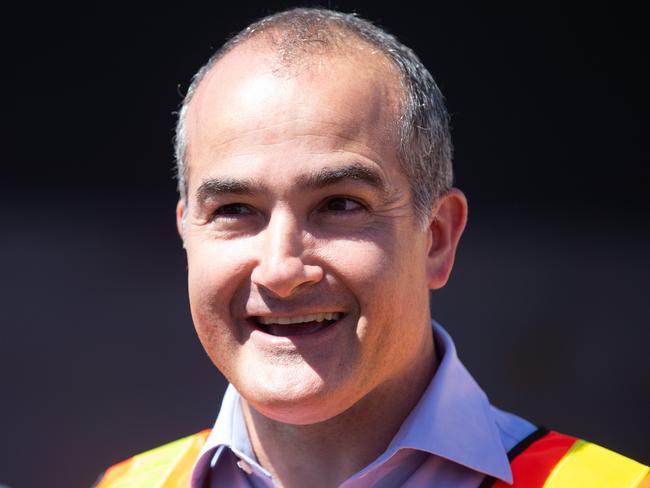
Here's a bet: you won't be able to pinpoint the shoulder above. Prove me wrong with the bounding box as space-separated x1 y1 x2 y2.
93 429 210 488
488 428 649 488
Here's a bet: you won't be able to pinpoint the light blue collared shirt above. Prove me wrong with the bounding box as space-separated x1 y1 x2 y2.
191 321 536 487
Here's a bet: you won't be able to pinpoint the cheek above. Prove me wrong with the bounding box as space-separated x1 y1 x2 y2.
320 238 403 326
323 233 430 333
323 242 388 282
186 239 253 328
186 239 256 377
322 231 423 298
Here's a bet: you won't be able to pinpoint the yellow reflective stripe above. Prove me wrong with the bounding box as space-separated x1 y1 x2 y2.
543 440 650 488
100 431 209 488
159 431 209 488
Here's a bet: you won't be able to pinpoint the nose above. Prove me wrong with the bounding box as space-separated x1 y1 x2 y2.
250 210 324 298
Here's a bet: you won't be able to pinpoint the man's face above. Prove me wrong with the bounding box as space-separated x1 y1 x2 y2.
179 44 437 425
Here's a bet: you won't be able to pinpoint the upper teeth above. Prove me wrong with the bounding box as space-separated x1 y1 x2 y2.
258 312 342 325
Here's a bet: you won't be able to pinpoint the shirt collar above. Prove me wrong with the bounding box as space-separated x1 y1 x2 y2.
378 320 512 482
192 320 512 485
191 384 271 487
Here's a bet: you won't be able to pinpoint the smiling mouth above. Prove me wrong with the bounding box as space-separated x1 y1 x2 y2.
252 312 344 337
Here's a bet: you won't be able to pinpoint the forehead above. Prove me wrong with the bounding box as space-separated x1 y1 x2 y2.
184 40 405 191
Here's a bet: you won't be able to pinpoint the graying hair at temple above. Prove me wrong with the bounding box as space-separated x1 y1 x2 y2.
174 7 453 226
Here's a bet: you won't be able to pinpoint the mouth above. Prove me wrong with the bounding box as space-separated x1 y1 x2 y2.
250 312 344 337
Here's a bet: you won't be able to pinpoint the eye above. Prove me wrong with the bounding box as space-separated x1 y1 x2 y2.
320 197 364 212
211 203 254 218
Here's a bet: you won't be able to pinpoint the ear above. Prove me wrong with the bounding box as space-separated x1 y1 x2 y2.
176 199 186 246
426 188 468 290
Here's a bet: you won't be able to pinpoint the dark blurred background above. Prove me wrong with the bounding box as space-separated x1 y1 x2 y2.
1 1 648 487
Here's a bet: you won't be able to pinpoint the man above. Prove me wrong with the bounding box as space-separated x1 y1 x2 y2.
96 8 649 488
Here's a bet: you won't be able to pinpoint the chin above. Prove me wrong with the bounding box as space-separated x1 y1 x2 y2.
240 370 357 426
251 396 349 426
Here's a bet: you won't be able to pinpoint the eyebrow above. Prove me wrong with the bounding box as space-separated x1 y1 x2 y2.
196 178 257 206
296 163 386 192
195 163 389 205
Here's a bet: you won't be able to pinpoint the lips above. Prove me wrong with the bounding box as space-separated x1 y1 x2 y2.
252 312 343 337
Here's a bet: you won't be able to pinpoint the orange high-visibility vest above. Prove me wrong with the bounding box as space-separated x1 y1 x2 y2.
94 430 210 488
95 428 649 487
481 428 649 487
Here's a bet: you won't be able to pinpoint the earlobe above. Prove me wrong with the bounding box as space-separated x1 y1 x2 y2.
426 189 468 290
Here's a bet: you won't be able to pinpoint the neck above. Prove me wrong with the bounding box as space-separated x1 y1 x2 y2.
241 330 436 488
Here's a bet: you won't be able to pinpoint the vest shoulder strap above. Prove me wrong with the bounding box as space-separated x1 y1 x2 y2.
94 429 210 488
487 428 649 488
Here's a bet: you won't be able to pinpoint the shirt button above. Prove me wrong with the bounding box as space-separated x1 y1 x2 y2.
237 459 254 475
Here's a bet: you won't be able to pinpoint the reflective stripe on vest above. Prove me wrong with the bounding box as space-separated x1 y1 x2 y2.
95 429 210 488
484 428 649 488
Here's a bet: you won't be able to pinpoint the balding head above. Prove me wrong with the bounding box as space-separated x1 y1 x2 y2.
175 8 453 225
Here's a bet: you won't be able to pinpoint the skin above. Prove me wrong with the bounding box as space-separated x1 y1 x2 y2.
177 39 468 487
